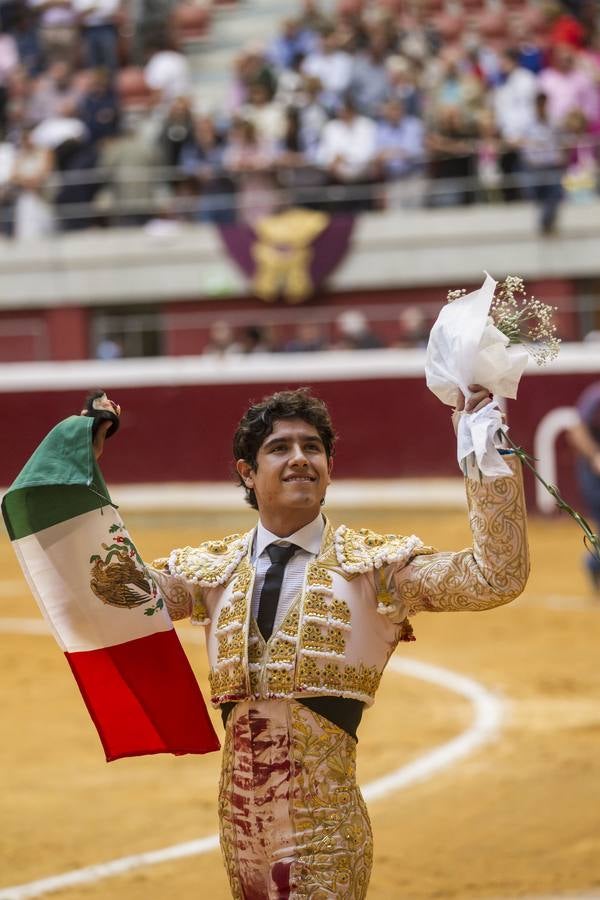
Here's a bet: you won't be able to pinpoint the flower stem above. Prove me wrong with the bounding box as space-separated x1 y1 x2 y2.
504 435 600 562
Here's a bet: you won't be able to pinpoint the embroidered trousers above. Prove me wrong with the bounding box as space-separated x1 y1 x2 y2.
218 699 373 900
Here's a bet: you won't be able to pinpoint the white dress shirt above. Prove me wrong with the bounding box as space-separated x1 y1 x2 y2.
251 513 325 634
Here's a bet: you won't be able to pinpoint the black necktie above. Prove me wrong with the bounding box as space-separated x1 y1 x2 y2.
256 543 298 641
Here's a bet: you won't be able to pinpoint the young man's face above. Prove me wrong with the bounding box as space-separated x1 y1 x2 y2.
237 417 332 521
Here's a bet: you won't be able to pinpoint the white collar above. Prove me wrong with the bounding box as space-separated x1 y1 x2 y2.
253 512 325 560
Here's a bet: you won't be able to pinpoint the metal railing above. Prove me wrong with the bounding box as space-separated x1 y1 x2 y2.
1 145 598 228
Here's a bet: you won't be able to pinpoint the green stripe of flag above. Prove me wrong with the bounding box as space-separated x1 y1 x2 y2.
2 416 113 541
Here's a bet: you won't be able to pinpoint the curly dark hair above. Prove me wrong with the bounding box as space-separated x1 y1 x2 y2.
233 388 337 509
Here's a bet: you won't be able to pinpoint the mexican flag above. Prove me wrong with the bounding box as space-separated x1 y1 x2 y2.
1 415 219 761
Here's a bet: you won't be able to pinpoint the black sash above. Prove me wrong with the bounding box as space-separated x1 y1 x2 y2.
220 696 364 742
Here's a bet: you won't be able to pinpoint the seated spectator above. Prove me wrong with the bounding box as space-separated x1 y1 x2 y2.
28 0 79 68
11 125 55 239
229 44 277 112
474 110 503 202
297 75 328 155
72 0 121 73
301 26 353 112
296 0 330 37
203 320 240 356
222 117 279 227
97 116 163 226
374 98 424 180
395 305 429 348
26 60 82 125
159 95 194 167
77 67 120 145
538 44 598 129
315 95 376 208
240 81 286 145
11 7 44 77
384 55 423 118
283 321 328 352
0 32 19 137
562 108 597 203
268 17 315 72
178 115 235 224
334 309 384 350
427 48 485 123
274 52 306 110
0 137 16 234
349 31 392 116
95 335 123 358
426 104 477 207
238 324 276 353
143 37 191 104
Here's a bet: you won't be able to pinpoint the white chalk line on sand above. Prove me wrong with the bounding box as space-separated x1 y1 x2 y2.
0 618 504 900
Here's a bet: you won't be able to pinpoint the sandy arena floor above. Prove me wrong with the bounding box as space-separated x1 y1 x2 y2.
1 505 600 900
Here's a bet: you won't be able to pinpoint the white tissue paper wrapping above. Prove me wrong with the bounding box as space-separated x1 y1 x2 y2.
425 272 529 477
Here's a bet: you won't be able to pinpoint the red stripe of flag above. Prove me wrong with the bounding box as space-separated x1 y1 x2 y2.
66 630 220 761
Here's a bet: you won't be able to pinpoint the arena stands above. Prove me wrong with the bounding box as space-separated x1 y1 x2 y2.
0 0 598 237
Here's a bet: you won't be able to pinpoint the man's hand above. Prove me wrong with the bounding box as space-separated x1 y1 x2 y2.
452 384 493 435
455 384 493 413
80 394 121 460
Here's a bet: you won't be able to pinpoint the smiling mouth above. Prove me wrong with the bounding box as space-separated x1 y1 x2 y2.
283 475 316 483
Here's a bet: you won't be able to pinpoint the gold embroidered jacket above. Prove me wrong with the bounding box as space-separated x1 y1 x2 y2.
149 457 529 709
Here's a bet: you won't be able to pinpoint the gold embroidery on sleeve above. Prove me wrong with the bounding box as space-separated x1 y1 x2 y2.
396 460 530 614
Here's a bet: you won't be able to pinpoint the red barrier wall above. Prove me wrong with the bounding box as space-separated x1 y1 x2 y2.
1 354 598 515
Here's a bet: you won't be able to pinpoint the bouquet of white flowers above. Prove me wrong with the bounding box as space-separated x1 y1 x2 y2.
426 272 599 563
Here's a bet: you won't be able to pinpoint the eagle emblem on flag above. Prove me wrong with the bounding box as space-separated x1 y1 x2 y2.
90 523 163 615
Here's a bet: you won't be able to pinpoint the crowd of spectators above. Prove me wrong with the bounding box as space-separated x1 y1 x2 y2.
1 0 600 239
197 306 430 356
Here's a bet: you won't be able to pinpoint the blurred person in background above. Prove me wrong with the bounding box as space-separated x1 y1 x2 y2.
143 36 191 105
26 59 82 126
426 104 477 207
203 320 240 356
334 309 384 349
349 30 392 117
223 117 280 227
301 26 353 113
77 67 120 146
229 45 277 113
394 304 429 348
28 0 79 68
373 97 425 207
158 95 194 168
537 43 599 129
520 91 566 235
11 125 55 239
97 114 163 226
73 0 120 72
384 55 423 118
567 381 600 593
95 334 123 359
283 321 328 352
0 31 19 137
492 48 539 201
240 81 286 146
315 94 376 211
296 75 328 157
238 323 277 353
562 107 598 203
268 17 315 72
178 114 235 224
475 109 504 203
